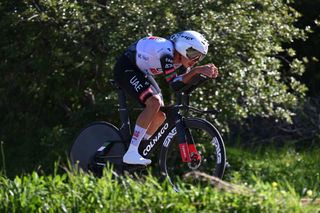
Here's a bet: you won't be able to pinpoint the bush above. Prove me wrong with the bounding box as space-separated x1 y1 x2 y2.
0 0 307 175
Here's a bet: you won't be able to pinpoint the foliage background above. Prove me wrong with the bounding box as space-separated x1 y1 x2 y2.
0 0 319 177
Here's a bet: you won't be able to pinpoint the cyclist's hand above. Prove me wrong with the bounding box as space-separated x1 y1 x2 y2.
195 64 219 79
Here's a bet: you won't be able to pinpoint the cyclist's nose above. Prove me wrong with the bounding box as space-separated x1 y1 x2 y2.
188 60 197 67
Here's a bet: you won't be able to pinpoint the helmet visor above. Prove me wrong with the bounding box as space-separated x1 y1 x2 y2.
186 47 206 62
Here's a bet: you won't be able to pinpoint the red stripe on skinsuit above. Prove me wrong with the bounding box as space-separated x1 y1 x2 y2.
165 68 175 75
139 87 153 102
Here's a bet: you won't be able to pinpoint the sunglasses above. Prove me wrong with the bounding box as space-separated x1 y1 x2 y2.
186 47 206 62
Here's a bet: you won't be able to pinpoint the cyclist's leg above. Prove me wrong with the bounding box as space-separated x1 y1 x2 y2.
114 54 162 165
144 111 166 139
142 75 166 139
135 95 162 128
123 95 163 165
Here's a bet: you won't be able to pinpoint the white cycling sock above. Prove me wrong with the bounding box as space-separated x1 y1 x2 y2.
128 125 147 152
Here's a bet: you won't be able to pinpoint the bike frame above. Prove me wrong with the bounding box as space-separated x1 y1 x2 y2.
113 75 208 163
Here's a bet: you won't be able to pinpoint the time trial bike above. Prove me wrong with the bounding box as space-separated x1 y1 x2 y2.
70 74 226 188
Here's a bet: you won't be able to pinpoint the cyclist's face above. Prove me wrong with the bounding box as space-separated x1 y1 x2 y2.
174 51 200 68
181 55 199 68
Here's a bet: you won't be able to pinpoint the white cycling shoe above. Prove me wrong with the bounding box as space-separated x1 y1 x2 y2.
123 150 151 165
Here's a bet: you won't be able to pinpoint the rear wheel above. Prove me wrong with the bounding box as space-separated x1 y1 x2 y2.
70 122 125 173
160 118 226 187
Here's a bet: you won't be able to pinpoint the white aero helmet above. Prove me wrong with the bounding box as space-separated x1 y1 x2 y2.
170 30 209 61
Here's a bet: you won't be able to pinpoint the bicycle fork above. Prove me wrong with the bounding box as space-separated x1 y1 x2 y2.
174 107 201 163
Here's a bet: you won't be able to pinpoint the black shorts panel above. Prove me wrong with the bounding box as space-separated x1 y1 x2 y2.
113 54 162 105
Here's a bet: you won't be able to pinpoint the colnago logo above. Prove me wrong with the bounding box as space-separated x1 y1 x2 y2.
163 127 177 147
212 137 222 164
142 123 169 156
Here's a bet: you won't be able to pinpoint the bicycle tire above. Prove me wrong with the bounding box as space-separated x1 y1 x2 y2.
159 118 226 187
70 122 124 172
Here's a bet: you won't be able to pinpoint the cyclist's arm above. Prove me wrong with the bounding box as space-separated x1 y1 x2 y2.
190 64 219 80
160 54 186 91
167 65 217 86
160 54 218 90
178 68 200 84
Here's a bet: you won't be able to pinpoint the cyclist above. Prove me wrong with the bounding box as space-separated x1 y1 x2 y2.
114 30 219 165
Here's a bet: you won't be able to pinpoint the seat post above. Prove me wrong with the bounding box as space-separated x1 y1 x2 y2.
117 88 132 142
110 79 132 143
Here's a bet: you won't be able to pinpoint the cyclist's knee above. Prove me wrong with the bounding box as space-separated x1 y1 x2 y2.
145 95 162 110
157 111 166 122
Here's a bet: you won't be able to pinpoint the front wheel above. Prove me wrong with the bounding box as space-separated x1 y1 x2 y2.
160 118 226 187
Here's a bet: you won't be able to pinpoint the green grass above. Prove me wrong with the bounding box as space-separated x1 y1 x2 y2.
0 146 319 212
225 146 320 196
